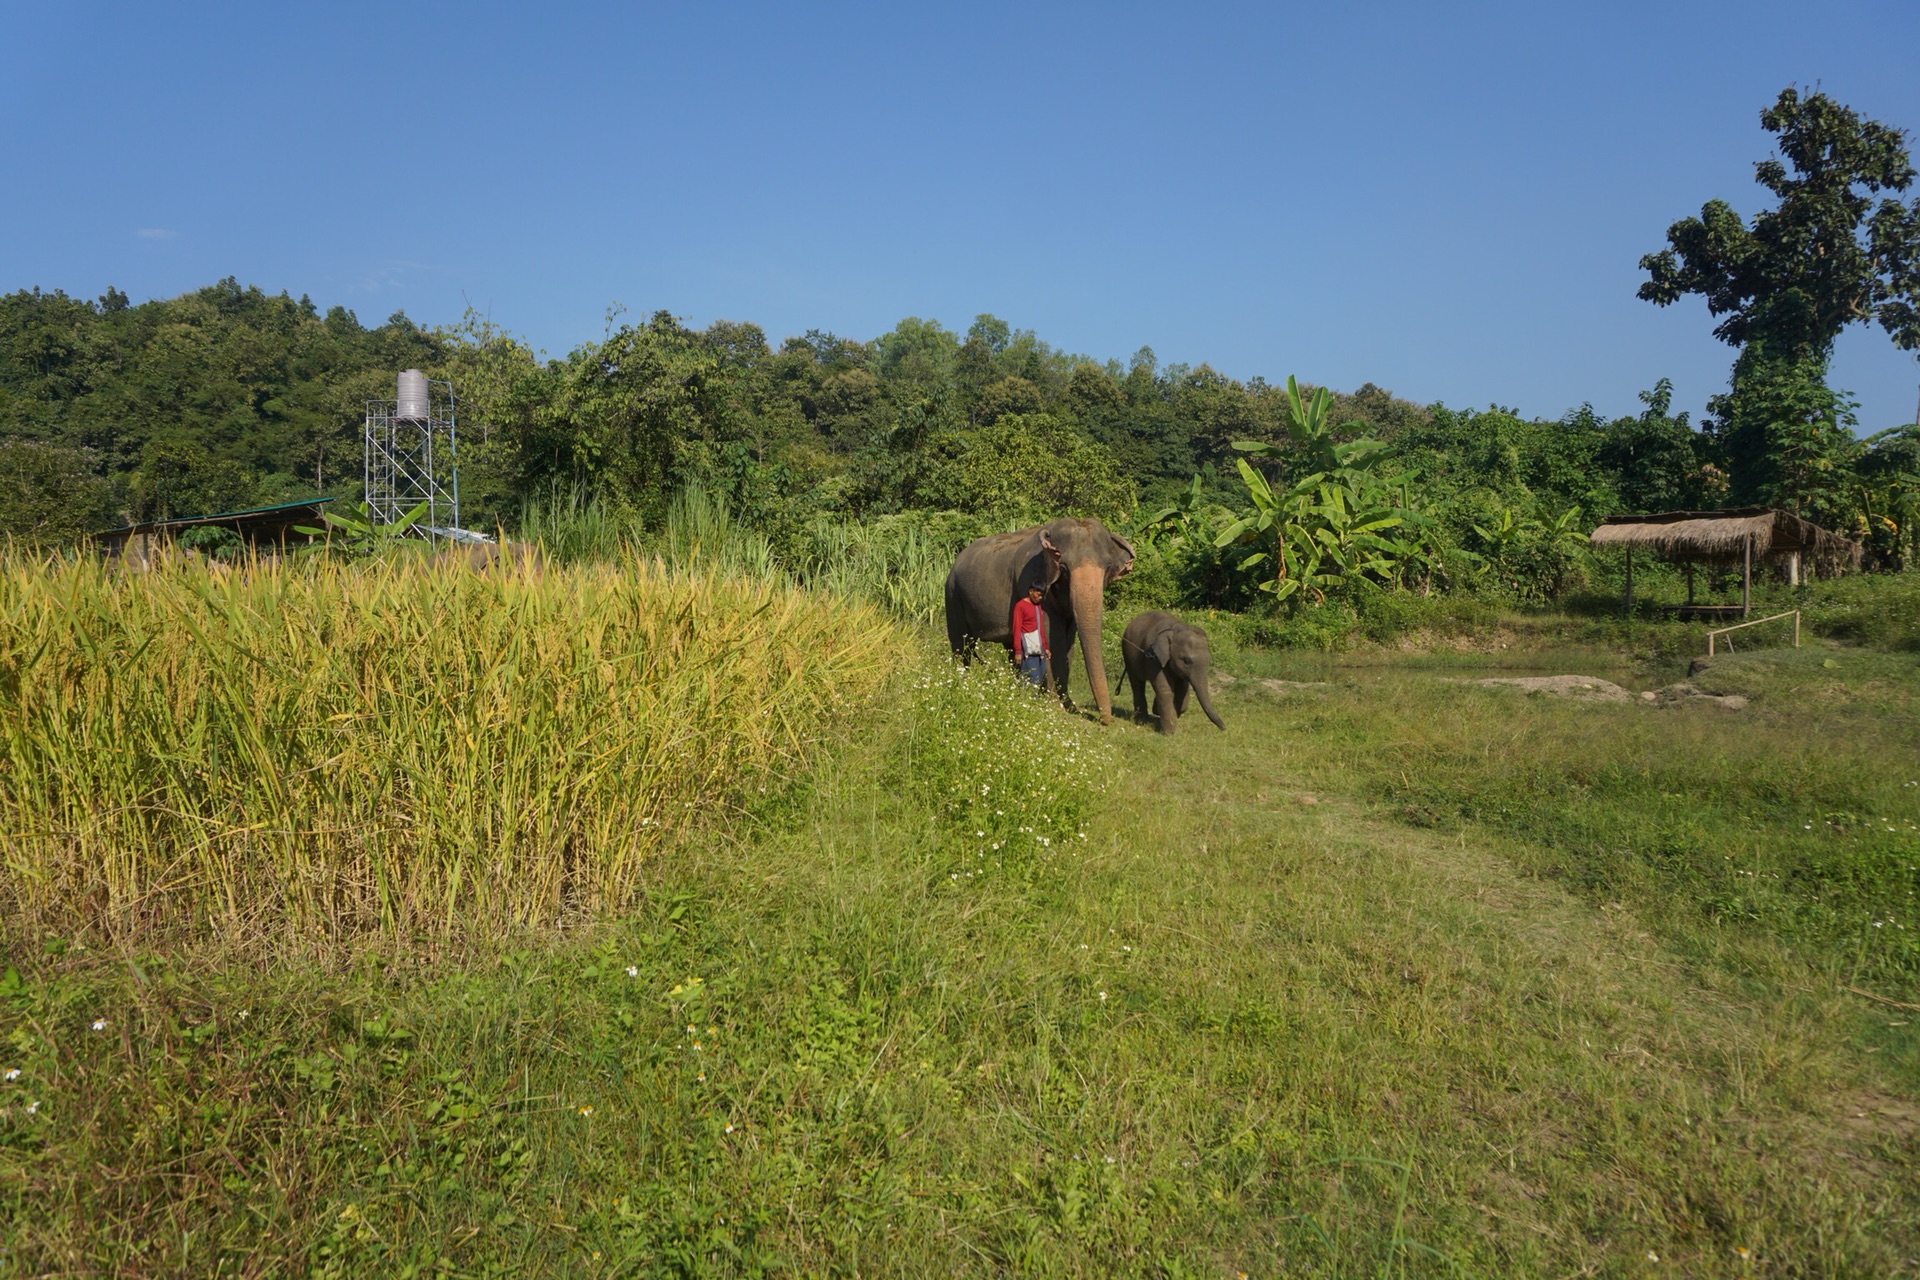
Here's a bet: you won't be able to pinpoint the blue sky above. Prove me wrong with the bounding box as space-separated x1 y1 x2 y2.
6 1 1919 430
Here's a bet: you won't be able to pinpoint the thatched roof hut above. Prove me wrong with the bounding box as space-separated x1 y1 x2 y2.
1588 507 1861 571
1590 507 1861 617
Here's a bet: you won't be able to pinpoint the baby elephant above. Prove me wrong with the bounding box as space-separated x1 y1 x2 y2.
1121 611 1226 733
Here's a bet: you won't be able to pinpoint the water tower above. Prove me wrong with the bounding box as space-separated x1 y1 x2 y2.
364 369 459 536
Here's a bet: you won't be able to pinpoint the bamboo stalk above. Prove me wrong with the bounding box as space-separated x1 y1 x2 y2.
1705 610 1799 658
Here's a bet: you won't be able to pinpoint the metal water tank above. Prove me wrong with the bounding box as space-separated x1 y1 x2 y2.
396 369 430 421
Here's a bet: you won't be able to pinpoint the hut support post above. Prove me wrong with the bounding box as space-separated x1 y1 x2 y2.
1624 546 1633 612
1742 535 1752 617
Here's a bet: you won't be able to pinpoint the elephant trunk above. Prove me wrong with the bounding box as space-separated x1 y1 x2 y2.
1069 564 1112 724
1195 675 1225 730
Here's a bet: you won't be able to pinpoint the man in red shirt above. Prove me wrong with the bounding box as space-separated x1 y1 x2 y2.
1010 582 1049 688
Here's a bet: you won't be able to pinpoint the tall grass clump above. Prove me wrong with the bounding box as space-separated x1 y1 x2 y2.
515 486 641 564
514 485 776 577
0 555 893 954
655 483 778 579
792 516 952 626
513 485 965 625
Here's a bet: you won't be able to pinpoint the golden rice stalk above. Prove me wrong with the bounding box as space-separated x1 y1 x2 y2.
0 554 894 954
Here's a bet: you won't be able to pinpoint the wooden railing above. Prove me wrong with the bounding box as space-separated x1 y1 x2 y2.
1706 610 1800 657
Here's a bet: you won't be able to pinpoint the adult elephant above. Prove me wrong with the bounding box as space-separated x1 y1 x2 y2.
944 517 1135 724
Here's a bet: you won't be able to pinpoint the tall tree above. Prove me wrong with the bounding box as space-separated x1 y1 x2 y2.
1638 87 1920 511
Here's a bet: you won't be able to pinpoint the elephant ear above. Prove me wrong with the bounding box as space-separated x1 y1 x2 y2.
1040 533 1064 585
1149 628 1174 666
1107 531 1136 582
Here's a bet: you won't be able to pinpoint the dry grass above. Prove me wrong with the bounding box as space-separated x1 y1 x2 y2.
0 554 893 955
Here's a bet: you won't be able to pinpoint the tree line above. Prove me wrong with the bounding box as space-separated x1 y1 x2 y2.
2 86 1917 592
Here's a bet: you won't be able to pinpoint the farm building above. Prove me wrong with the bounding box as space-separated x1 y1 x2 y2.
1587 506 1863 617
94 498 335 568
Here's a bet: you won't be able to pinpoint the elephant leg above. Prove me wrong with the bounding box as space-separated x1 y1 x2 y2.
1173 676 1190 717
1151 671 1178 734
1050 615 1077 708
1129 671 1149 722
945 582 970 662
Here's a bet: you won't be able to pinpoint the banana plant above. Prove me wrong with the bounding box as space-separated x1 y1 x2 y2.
1216 461 1413 603
1231 375 1390 475
1539 505 1590 557
1383 498 1470 592
294 500 430 558
1470 507 1538 557
1470 503 1590 599
1210 375 1431 603
1139 474 1221 550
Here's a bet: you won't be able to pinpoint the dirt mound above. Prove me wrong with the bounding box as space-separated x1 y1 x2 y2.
1465 675 1632 702
1643 682 1748 710
1258 678 1332 695
1457 674 1748 710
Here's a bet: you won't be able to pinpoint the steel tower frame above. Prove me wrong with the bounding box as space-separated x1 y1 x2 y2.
363 378 459 536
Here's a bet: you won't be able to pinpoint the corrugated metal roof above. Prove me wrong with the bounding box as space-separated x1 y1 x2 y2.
95 497 335 539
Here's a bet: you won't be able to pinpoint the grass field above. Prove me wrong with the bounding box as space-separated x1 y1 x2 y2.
2 567 1917 1276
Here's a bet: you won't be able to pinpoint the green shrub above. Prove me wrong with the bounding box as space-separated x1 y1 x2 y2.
1108 542 1181 613
1205 591 1510 652
918 413 1134 525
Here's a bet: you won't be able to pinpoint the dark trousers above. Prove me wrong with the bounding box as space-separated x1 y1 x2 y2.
1018 654 1047 687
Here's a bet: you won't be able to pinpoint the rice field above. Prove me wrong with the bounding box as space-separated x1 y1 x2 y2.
0 554 894 955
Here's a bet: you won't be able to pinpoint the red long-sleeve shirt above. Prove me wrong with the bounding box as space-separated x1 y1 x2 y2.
1010 597 1048 656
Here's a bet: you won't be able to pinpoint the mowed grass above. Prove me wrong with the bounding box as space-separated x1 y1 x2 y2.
0 556 894 954
3 612 1916 1276
1213 644 1920 986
